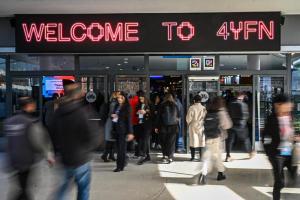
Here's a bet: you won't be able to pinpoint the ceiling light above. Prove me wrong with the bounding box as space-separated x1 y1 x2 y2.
105 66 110 69
117 63 121 66
124 61 128 64
124 58 128 60
119 68 123 71
233 67 237 70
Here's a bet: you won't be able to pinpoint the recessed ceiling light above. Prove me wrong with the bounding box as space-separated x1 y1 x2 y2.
124 58 128 60
117 63 121 66
233 67 237 70
120 68 124 71
105 66 110 69
124 61 128 64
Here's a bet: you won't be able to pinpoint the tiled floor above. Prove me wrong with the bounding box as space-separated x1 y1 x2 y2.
0 153 299 200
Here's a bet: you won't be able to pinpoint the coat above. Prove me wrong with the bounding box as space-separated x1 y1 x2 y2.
104 100 118 141
186 103 206 148
218 107 233 141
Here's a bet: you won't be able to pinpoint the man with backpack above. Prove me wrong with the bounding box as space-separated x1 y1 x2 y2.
225 92 255 162
198 97 232 185
4 97 55 200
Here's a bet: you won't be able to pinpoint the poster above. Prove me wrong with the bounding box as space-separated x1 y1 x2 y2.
190 58 201 71
203 57 215 70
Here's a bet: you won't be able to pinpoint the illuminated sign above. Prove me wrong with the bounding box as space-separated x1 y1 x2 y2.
15 13 281 53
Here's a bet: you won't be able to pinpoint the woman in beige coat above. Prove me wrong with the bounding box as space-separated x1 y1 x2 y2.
186 95 207 161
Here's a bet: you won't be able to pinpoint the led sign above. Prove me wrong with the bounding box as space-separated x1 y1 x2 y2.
15 13 281 53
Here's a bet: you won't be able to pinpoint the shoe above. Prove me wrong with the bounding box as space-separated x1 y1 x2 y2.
162 158 169 164
137 157 145 165
217 172 226 181
157 145 162 150
108 155 116 161
168 158 173 164
101 154 110 162
198 174 206 185
225 156 232 162
190 157 195 161
151 143 156 149
113 168 124 172
248 151 256 159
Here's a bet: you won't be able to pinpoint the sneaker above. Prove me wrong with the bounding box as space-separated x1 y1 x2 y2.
225 156 232 162
151 143 156 149
137 158 145 165
198 174 206 185
168 158 173 164
162 158 169 164
101 154 110 162
217 172 226 181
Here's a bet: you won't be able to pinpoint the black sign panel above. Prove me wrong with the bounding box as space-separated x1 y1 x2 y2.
15 13 281 53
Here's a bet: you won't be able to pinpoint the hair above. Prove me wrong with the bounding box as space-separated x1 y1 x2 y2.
138 95 151 106
162 93 175 104
273 94 290 104
52 93 59 100
193 95 202 103
19 96 35 109
110 91 120 101
119 91 130 107
207 96 225 112
118 91 131 117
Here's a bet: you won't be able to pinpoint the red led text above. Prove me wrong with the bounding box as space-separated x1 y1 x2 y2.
22 22 140 42
162 21 195 41
216 20 275 40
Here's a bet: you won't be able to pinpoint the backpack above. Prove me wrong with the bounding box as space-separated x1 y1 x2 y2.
204 111 221 139
161 103 179 126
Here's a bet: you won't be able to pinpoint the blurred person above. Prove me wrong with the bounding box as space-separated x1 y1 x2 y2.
111 91 134 172
225 92 255 162
129 90 144 157
50 81 101 200
136 94 152 165
155 93 180 164
262 94 299 200
4 97 55 200
198 97 232 185
151 94 161 150
186 95 207 161
173 92 185 153
101 91 120 162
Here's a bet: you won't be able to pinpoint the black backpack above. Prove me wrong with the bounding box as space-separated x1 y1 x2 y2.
204 111 221 139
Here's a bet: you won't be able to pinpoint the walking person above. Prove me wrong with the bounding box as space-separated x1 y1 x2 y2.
262 94 299 200
186 95 207 161
111 91 135 172
136 94 152 165
151 94 161 150
4 97 55 200
198 97 232 184
225 92 255 162
155 93 180 164
101 91 120 162
50 81 101 200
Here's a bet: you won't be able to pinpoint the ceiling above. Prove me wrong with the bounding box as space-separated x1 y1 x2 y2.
0 0 299 17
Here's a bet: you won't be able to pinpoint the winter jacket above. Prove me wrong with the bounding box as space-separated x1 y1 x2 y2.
228 99 249 128
157 101 179 127
112 104 133 135
50 100 101 168
4 112 53 171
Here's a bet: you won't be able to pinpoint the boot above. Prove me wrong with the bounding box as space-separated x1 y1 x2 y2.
101 154 109 162
198 173 206 185
217 172 226 181
190 147 195 161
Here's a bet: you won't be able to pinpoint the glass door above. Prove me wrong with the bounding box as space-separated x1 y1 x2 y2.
115 76 147 97
255 75 285 148
12 77 41 116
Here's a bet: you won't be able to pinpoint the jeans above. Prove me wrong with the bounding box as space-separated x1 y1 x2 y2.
56 163 91 200
12 169 32 200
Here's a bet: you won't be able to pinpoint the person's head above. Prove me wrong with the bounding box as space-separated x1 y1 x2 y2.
63 80 83 101
139 94 150 105
62 79 75 95
111 91 120 101
19 97 36 113
236 91 246 100
163 93 175 103
117 91 129 105
193 95 202 104
208 96 225 112
154 95 161 104
52 93 59 100
136 90 145 97
272 94 293 117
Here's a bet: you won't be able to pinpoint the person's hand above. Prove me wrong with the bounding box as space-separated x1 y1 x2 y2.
47 157 56 167
111 114 117 118
140 110 146 115
127 134 135 141
155 128 159 133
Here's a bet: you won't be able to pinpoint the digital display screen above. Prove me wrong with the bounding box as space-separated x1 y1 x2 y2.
42 76 75 98
15 12 281 53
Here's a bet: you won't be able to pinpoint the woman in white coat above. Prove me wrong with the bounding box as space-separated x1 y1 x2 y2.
186 95 207 161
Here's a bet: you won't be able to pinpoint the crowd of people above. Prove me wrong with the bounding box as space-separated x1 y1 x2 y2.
2 79 300 200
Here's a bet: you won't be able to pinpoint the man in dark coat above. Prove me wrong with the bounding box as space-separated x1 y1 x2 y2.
50 81 101 200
